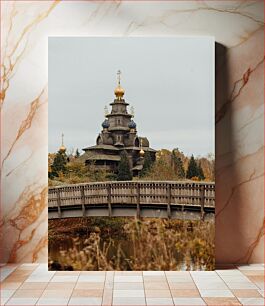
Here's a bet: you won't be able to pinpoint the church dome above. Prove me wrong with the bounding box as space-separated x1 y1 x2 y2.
102 119 110 129
128 120 136 129
114 85 125 99
59 145 66 152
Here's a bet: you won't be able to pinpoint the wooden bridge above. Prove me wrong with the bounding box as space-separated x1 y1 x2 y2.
48 181 215 220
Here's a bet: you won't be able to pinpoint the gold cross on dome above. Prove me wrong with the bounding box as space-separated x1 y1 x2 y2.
117 70 121 85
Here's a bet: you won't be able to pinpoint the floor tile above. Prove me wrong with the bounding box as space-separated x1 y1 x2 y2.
258 289 264 297
199 289 234 297
170 289 200 297
0 282 22 290
36 298 69 305
146 297 174 305
144 282 169 290
0 289 15 297
113 289 145 297
80 271 106 275
225 282 258 289
219 275 250 282
112 296 146 305
45 282 76 290
12 289 44 298
143 271 165 276
173 297 206 305
216 269 244 276
237 264 264 271
25 276 54 283
169 282 197 289
19 282 48 290
144 276 167 282
203 297 242 305
114 275 143 283
75 282 104 290
1 297 10 305
195 282 228 290
240 270 264 276
71 289 103 297
114 282 144 290
238 297 265 305
232 289 262 298
246 275 264 282
55 271 80 276
68 297 102 305
78 275 105 282
115 271 142 276
40 289 72 298
145 290 172 298
102 289 112 306
50 275 78 282
6 297 38 305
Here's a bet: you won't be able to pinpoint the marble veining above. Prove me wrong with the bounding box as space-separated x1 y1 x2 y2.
0 0 264 264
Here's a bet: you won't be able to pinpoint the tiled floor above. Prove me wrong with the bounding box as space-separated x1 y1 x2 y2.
0 264 264 305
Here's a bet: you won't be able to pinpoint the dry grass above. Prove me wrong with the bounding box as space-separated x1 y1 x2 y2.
49 217 214 271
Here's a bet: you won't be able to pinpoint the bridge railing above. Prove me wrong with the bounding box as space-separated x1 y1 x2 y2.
48 181 215 209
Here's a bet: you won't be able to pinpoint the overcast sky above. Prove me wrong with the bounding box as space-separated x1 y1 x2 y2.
49 37 214 157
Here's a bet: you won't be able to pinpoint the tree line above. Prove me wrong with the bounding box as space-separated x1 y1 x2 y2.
49 148 214 186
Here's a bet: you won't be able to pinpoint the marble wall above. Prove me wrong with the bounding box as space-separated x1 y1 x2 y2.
1 1 264 264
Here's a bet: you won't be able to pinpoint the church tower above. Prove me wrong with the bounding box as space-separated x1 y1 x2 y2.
82 71 156 175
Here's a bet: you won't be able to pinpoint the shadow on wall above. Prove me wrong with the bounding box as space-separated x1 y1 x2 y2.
215 42 251 265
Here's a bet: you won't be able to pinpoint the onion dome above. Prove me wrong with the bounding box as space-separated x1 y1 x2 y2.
139 148 145 156
59 145 66 152
128 120 136 129
59 133 66 152
114 85 125 99
102 119 110 129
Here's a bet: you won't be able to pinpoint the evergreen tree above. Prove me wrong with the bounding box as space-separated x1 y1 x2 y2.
50 150 68 177
197 162 205 180
172 150 185 179
140 151 153 177
117 151 132 181
186 155 198 179
75 148 80 158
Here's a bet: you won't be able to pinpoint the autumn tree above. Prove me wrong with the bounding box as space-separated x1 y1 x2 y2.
186 155 198 179
172 150 185 179
50 150 68 178
117 151 132 181
140 151 153 177
197 162 205 180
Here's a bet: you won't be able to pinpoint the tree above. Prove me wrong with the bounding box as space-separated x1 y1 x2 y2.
186 155 198 179
50 150 68 178
140 151 153 177
75 148 80 158
172 150 185 179
197 162 205 180
117 151 132 181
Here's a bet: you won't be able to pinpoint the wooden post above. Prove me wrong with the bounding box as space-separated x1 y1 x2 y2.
81 185 86 217
200 184 205 221
167 183 171 219
136 183 140 219
107 183 112 217
57 189 62 218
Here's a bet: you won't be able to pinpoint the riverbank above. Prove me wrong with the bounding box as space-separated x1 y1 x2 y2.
49 217 214 271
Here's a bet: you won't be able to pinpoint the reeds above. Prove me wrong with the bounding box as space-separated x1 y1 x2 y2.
49 217 214 271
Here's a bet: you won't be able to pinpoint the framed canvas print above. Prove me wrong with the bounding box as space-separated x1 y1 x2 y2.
48 37 214 271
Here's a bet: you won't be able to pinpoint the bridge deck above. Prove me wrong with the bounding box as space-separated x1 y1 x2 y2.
48 181 215 219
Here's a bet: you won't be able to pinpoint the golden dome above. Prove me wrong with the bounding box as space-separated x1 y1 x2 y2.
114 85 125 99
59 145 66 152
139 148 145 156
